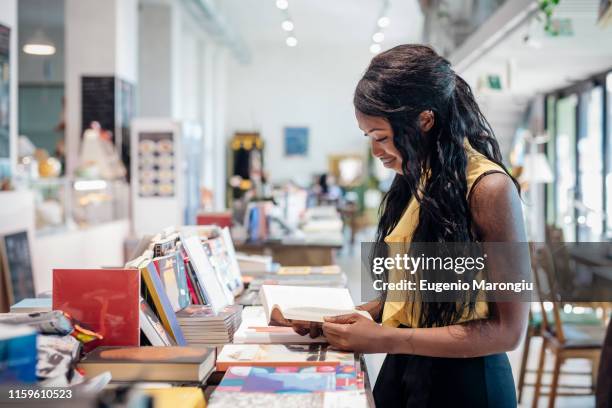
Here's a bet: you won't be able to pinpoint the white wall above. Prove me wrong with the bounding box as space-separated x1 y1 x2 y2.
0 0 18 176
64 0 138 175
225 44 371 185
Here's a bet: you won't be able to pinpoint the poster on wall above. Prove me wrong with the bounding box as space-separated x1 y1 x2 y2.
138 132 175 197
284 127 309 156
0 24 11 180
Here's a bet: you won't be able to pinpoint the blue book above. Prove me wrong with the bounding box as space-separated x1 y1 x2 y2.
0 324 37 384
10 298 52 313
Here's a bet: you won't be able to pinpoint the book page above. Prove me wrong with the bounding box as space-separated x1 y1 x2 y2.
260 285 368 323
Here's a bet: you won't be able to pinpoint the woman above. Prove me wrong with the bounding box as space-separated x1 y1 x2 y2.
293 45 529 407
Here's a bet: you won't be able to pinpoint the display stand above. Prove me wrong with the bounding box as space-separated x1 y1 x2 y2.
130 119 202 235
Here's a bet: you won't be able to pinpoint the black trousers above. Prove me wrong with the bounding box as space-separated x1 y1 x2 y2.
373 352 516 408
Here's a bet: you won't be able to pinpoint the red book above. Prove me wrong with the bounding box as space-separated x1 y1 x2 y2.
196 211 233 228
53 269 140 350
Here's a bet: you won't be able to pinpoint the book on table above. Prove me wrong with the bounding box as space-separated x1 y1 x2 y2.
139 297 176 346
234 306 325 344
208 390 367 408
216 364 360 393
52 268 141 350
9 298 52 313
181 235 232 314
130 256 187 346
216 344 355 372
260 285 371 323
276 265 341 276
152 252 190 311
176 304 243 346
0 323 37 383
77 346 215 383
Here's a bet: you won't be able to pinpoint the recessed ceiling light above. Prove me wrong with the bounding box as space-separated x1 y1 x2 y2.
286 36 298 47
276 0 289 10
282 20 294 31
369 43 381 54
372 32 385 43
377 16 390 28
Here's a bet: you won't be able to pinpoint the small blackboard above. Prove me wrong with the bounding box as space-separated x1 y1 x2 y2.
0 231 35 304
81 76 116 140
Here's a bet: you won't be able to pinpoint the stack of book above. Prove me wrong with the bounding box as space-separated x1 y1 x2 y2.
77 346 215 384
234 306 325 344
216 344 356 371
176 304 242 346
210 351 368 407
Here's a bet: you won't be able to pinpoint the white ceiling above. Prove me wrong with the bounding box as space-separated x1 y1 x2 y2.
465 0 612 95
217 0 423 50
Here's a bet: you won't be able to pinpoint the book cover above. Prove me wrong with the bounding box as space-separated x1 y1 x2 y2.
182 235 230 315
139 298 175 346
203 240 235 305
37 334 81 380
0 323 37 384
216 344 355 372
142 387 205 408
220 227 244 293
183 257 204 305
217 364 359 393
140 262 187 346
52 269 140 350
153 253 189 312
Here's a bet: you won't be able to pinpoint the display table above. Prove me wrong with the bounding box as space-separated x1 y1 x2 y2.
202 354 376 407
236 240 343 266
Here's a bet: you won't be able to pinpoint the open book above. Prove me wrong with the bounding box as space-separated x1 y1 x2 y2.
260 285 371 323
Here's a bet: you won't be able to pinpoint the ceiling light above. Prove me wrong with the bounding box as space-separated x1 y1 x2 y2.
286 36 298 47
276 0 289 10
372 32 385 43
369 43 381 54
282 20 294 31
23 29 56 56
377 16 390 28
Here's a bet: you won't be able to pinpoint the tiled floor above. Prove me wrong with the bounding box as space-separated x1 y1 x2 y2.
337 232 597 407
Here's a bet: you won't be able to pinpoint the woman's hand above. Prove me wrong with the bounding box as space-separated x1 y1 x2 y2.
269 308 323 338
322 312 393 353
356 300 383 322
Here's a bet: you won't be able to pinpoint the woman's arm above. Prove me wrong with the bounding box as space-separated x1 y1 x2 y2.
323 173 530 356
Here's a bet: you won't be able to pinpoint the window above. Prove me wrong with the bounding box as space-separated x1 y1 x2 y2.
606 73 612 237
545 96 556 226
554 95 577 241
577 87 604 241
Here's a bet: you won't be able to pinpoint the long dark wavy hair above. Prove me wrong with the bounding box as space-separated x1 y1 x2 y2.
356 44 519 327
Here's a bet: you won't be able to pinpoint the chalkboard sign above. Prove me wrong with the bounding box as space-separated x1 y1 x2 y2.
0 231 35 304
81 76 116 139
